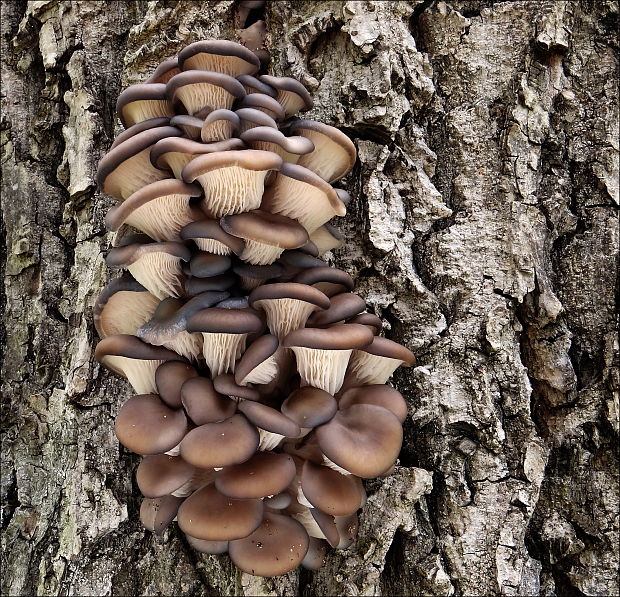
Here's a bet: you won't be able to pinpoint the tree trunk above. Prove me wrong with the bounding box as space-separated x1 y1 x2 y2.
1 1 618 595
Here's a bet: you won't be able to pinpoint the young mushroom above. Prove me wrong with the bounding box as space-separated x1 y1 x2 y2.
180 219 245 256
116 83 174 128
177 39 261 77
258 75 313 118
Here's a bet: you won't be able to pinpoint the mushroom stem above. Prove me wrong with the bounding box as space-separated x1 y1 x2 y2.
290 347 352 395
200 332 248 376
103 355 164 394
239 239 285 265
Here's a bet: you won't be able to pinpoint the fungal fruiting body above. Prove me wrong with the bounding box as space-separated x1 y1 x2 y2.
94 37 416 577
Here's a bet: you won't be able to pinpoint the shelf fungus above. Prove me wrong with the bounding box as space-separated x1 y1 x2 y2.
93 37 416 577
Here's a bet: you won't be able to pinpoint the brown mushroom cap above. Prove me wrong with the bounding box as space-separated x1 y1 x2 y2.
114 393 188 455
110 117 171 150
140 495 184 535
166 70 246 116
338 385 408 423
356 336 416 365
264 492 293 510
95 334 180 393
258 75 313 117
181 376 237 424
288 120 357 183
155 360 199 409
186 307 263 335
306 292 366 327
281 387 337 428
335 513 359 549
237 74 277 97
283 323 373 351
104 178 202 241
181 219 245 256
177 483 264 541
234 333 279 386
96 126 182 200
116 83 174 128
346 312 383 335
212 373 260 401
347 336 416 385
235 107 278 132
185 535 229 554
136 454 195 498
221 210 309 265
179 414 259 468
301 460 364 516
215 452 296 499
185 273 236 295
308 223 344 255
237 93 286 120
178 39 260 76
232 262 283 290
228 512 309 577
189 252 232 278
315 404 403 478
93 275 159 339
144 57 180 84
293 266 354 297
237 400 301 437
301 537 328 570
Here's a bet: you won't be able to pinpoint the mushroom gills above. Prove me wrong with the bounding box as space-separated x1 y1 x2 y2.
347 351 405 385
290 346 352 395
238 353 278 385
257 429 285 451
98 291 159 337
193 238 233 255
103 355 164 394
127 252 186 299
111 148 169 199
200 332 248 376
322 455 352 476
240 239 285 265
259 298 321 340
158 331 203 363
124 195 198 242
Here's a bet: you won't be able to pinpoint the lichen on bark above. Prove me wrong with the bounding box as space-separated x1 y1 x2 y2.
1 1 618 596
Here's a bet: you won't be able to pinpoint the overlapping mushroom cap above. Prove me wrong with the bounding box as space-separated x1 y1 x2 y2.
93 36 417 577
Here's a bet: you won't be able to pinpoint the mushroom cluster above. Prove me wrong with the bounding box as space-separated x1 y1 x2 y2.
94 37 415 577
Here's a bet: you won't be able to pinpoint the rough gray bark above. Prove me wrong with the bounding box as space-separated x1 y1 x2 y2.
1 1 618 595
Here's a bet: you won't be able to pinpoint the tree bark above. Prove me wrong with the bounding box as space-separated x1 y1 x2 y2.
1 1 618 595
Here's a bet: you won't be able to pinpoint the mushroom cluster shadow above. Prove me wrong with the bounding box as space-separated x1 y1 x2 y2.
94 36 416 577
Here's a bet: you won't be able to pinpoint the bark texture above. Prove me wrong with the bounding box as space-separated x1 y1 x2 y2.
1 1 618 595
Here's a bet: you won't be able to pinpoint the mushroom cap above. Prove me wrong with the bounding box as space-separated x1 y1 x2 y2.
116 83 173 128
281 387 337 428
315 404 403 478
136 454 195 498
169 114 204 139
155 360 199 409
106 241 191 268
237 400 301 437
114 393 188 455
237 74 277 97
338 385 408 423
358 336 416 367
93 275 159 339
96 126 182 200
187 307 264 335
201 108 241 142
308 508 340 548
278 251 326 270
232 262 283 285
144 57 180 84
237 93 286 120
234 334 279 386
181 376 237 424
189 252 232 278
178 39 260 76
283 323 373 351
235 107 278 130
346 312 383 335
104 178 202 235
180 219 245 255
301 537 328 570
264 492 293 510
215 452 296 499
110 117 171 149
150 136 245 170
185 535 229 554
248 282 330 310
179 414 259 468
335 513 359 549
288 120 357 183
293 265 354 297
177 483 264 541
182 149 283 182
306 292 366 326
228 512 309 577
185 273 236 295
301 460 364 516
95 334 181 373
258 74 313 115
213 373 261 401
140 495 184 535
221 210 309 249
